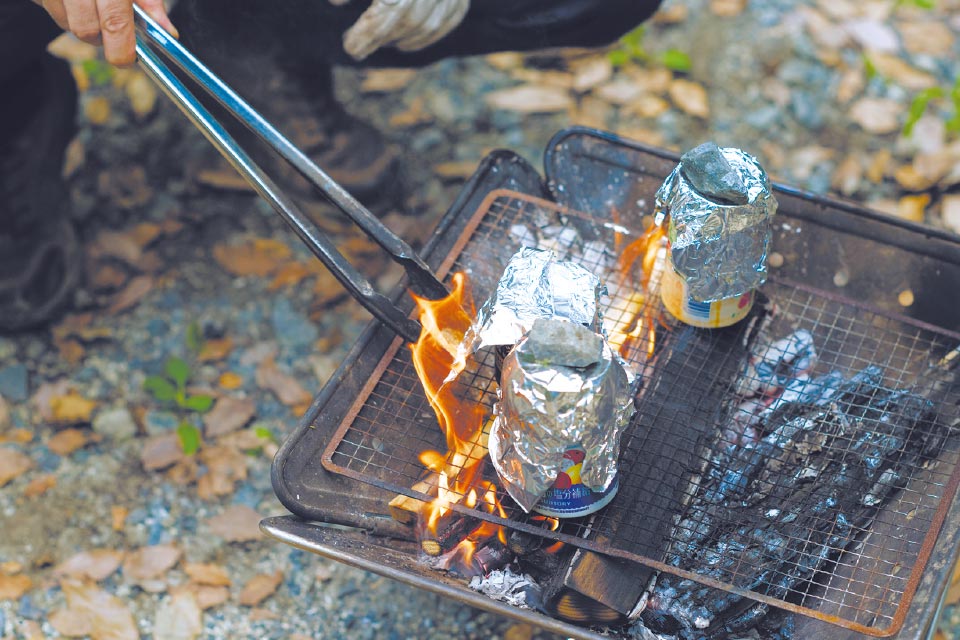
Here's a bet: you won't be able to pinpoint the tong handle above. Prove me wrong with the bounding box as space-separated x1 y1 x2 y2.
134 28 424 343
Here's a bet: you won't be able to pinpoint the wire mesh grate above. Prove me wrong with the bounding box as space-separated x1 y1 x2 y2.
322 192 960 636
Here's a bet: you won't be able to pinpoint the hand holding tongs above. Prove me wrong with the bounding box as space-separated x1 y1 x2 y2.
133 6 446 343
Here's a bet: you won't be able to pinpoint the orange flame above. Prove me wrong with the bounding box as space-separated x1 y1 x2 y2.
609 222 667 360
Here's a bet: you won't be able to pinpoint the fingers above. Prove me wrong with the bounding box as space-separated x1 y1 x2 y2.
37 0 69 31
136 0 178 39
95 0 136 66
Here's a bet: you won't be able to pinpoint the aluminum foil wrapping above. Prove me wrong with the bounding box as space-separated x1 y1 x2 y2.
488 317 635 512
654 142 777 303
463 247 602 351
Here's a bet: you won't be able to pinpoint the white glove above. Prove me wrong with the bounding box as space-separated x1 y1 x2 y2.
332 0 470 61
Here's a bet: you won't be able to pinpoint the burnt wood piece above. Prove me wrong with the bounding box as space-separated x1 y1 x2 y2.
469 541 515 577
421 511 482 557
646 363 954 639
389 477 438 526
540 302 770 624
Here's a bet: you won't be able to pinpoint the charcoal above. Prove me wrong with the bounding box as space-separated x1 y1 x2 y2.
679 142 750 206
643 362 955 638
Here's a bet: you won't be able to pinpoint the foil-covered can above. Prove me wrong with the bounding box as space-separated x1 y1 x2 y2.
655 142 777 328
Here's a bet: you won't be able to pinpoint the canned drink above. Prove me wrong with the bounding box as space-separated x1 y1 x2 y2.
660 262 754 329
532 446 620 518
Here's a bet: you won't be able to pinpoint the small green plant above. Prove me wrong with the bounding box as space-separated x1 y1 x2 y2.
606 25 692 73
144 356 214 456
903 76 960 138
81 59 114 87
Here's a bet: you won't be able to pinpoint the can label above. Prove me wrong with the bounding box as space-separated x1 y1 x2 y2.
660 265 754 328
533 446 619 518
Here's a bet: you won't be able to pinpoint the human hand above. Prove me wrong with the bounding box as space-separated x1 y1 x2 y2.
32 0 177 67
333 0 469 61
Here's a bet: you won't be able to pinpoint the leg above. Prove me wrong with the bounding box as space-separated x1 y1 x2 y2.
0 1 80 332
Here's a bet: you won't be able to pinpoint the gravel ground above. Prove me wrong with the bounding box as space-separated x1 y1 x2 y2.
2 0 959 638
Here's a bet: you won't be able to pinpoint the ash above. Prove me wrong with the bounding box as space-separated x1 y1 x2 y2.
468 566 541 609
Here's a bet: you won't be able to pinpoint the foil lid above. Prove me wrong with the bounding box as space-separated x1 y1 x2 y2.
489 317 635 512
654 142 778 303
464 247 602 352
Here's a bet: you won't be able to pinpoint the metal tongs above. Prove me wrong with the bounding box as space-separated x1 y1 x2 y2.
133 6 446 343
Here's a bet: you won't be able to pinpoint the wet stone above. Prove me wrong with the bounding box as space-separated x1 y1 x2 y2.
680 141 751 205
0 364 28 402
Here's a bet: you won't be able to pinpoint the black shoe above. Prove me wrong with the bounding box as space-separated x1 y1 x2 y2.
0 55 80 333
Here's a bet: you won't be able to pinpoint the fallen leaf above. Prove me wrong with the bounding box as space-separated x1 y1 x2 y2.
668 79 710 118
571 56 612 93
867 53 936 90
198 337 234 363
710 0 746 16
249 608 278 621
835 67 865 105
652 3 688 23
268 262 313 291
485 52 524 70
129 222 163 248
212 239 291 277
569 94 612 130
97 165 152 209
195 168 254 192
0 573 32 599
206 505 262 542
23 474 57 498
594 78 645 106
799 7 850 49
47 34 99 62
141 433 186 471
122 544 181 583
831 154 863 196
195 585 230 610
55 338 86 365
897 194 930 223
238 571 283 606
125 72 157 118
196 445 248 499
849 98 901 134
184 563 231 587
218 372 244 390
85 97 111 125
898 20 954 56
432 161 478 181
0 448 33 487
255 358 311 407
5 428 32 444
203 397 256 438
894 164 936 191
485 85 574 114
55 550 125 581
32 379 72 422
111 506 129 531
60 579 138 640
90 231 141 267
47 428 89 456
866 148 892 183
154 591 203 640
108 275 154 314
49 606 94 637
360 68 416 92
388 96 433 128
623 67 674 95
623 94 670 119
50 394 97 426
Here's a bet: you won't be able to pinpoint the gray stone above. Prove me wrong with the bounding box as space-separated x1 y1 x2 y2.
93 406 138 441
0 364 28 402
790 91 823 130
144 409 179 435
271 298 319 353
680 142 751 205
522 318 602 368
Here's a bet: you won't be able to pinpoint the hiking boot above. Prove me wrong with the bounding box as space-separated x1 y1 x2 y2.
0 55 80 333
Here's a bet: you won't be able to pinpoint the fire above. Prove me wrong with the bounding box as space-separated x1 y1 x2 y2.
609 221 667 360
410 273 508 571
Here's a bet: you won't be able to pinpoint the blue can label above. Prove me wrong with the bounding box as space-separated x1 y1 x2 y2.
533 447 619 518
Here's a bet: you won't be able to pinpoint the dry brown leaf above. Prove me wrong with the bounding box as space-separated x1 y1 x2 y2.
47 428 89 456
32 379 72 422
212 239 292 277
218 372 244 390
23 474 57 498
896 194 930 223
509 69 574 90
122 544 181 582
652 3 688 23
206 505 262 542
836 67 865 105
485 85 573 114
849 98 901 134
388 96 433 128
85 97 111 125
268 263 313 291
49 606 94 637
195 585 230 610
571 56 612 93
866 148 892 183
111 506 129 531
2 428 33 444
485 52 524 70
615 127 665 148
50 394 97 426
432 161 478 181
108 275 154 314
141 433 186 471
898 20 954 56
195 168 254 192
197 337 234 363
894 164 936 191
90 264 128 292
710 0 746 16
48 34 98 62
154 591 203 640
0 573 32 600
60 579 139 640
623 94 670 119
361 68 416 92
91 230 142 266
129 222 163 248
0 448 33 487
238 571 283 606
594 78 645 106
668 79 710 118
867 53 936 90
831 154 863 197
97 165 152 209
196 445 248 499
125 72 157 118
184 563 231 587
203 397 255 439
55 550 125 581
255 358 311 407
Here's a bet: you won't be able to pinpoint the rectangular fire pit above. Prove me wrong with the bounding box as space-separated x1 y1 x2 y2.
264 129 960 639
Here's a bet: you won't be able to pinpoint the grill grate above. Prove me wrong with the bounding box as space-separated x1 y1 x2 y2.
322 191 960 636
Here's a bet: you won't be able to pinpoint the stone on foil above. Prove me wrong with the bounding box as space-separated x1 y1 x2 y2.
655 144 778 303
489 317 635 512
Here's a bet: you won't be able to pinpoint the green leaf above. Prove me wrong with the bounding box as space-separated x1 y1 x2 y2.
144 375 177 402
254 426 276 442
607 49 630 67
862 54 879 82
660 49 692 73
620 25 645 49
177 421 202 456
165 357 191 389
185 321 204 354
903 87 946 137
81 59 114 86
182 394 214 413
